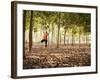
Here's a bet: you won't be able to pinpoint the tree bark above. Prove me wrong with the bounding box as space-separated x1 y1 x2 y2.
51 23 54 44
64 29 66 45
86 34 88 44
72 29 74 46
48 24 50 46
57 13 60 48
29 11 33 53
23 10 26 59
59 31 61 44
79 28 81 47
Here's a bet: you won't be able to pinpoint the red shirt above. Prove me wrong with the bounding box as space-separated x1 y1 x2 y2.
43 32 48 40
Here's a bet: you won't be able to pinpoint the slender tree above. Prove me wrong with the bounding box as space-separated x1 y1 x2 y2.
57 13 61 48
23 10 27 59
29 11 34 53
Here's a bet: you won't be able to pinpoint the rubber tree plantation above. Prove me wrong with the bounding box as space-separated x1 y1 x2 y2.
23 10 91 69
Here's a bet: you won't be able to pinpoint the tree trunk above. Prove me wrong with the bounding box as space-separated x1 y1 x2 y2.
48 24 50 46
29 11 33 53
64 29 66 45
23 10 26 59
57 13 60 48
79 28 81 47
60 31 61 44
67 30 70 44
72 29 74 46
51 23 54 44
86 34 88 44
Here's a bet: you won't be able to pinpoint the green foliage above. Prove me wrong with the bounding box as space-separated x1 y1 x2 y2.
23 10 91 45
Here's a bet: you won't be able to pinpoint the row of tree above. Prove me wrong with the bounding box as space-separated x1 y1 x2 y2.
23 10 91 52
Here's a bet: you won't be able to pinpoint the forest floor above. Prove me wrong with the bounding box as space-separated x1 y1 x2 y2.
23 43 91 69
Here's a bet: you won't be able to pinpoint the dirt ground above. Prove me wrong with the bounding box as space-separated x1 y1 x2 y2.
23 43 91 69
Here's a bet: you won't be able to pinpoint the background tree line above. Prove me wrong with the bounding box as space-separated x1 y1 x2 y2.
23 10 91 52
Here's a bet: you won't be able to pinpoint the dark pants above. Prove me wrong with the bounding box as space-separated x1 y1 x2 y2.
41 39 47 47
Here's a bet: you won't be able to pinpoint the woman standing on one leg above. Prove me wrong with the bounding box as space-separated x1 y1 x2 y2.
41 31 48 47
